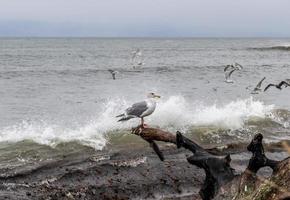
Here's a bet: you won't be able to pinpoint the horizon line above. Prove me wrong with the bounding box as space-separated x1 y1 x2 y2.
0 36 290 39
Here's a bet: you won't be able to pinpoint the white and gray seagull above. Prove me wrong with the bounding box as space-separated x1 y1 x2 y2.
251 77 266 94
224 62 243 72
108 69 118 80
264 80 290 92
116 93 161 128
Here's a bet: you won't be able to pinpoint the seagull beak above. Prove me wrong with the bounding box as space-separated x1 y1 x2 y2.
154 94 161 99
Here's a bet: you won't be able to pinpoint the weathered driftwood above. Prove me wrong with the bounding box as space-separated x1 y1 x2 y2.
131 127 235 200
176 131 235 200
246 133 279 173
131 127 290 200
132 126 176 161
235 133 290 200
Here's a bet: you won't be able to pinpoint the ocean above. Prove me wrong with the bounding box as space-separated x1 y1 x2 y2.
0 38 290 172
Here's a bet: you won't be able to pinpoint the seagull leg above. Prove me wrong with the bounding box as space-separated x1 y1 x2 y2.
137 118 145 132
140 117 149 128
141 117 144 128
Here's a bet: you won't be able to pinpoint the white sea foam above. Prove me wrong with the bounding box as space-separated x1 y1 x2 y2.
0 96 274 150
0 121 107 150
191 98 273 129
150 96 274 130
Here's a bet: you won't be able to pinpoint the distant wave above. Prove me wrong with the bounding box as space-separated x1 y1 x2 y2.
249 45 290 51
0 66 194 79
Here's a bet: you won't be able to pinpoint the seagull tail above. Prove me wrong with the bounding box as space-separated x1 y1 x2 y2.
117 116 133 122
116 114 125 118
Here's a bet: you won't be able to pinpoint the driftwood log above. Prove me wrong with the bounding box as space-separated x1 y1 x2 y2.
131 126 290 200
235 133 290 200
132 126 235 200
247 133 279 173
132 126 176 161
176 131 235 200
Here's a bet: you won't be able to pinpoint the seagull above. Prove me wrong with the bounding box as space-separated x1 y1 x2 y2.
116 93 161 128
131 48 142 63
224 62 243 72
251 77 266 94
108 69 118 80
225 69 237 83
264 80 290 92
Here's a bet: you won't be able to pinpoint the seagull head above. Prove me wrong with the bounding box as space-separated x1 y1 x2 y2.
147 92 161 99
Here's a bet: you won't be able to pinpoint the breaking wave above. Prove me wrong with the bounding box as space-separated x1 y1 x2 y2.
0 96 276 150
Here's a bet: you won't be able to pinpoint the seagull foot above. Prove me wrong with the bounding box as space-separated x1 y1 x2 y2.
137 124 146 133
135 124 149 133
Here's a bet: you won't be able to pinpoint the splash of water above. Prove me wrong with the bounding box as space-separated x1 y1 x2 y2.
149 96 273 129
0 96 274 149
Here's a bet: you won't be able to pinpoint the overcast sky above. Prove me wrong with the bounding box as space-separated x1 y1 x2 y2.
0 0 290 37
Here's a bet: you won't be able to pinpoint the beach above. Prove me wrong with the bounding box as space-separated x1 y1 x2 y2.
0 38 290 199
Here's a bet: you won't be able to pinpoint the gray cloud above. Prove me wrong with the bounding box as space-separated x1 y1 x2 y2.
0 0 289 37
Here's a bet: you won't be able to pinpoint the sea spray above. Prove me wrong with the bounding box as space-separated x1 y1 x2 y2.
0 120 107 150
191 97 274 129
0 96 275 149
147 96 273 129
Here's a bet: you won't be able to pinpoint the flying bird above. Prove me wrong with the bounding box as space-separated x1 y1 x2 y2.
264 81 290 92
251 77 266 94
225 69 237 83
131 48 142 63
224 62 243 72
108 69 118 80
116 93 161 128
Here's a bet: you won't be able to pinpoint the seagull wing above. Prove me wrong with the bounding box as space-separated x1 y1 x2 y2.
225 69 236 79
235 62 243 70
264 84 275 92
279 81 290 88
108 69 117 79
255 77 266 89
126 101 149 117
224 65 232 72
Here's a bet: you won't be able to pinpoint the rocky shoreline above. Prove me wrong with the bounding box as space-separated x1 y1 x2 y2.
0 131 289 200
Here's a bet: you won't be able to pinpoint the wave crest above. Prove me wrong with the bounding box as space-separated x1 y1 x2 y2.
151 96 273 130
0 96 275 149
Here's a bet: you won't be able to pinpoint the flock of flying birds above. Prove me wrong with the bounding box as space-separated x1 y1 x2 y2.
224 62 290 93
108 48 290 93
